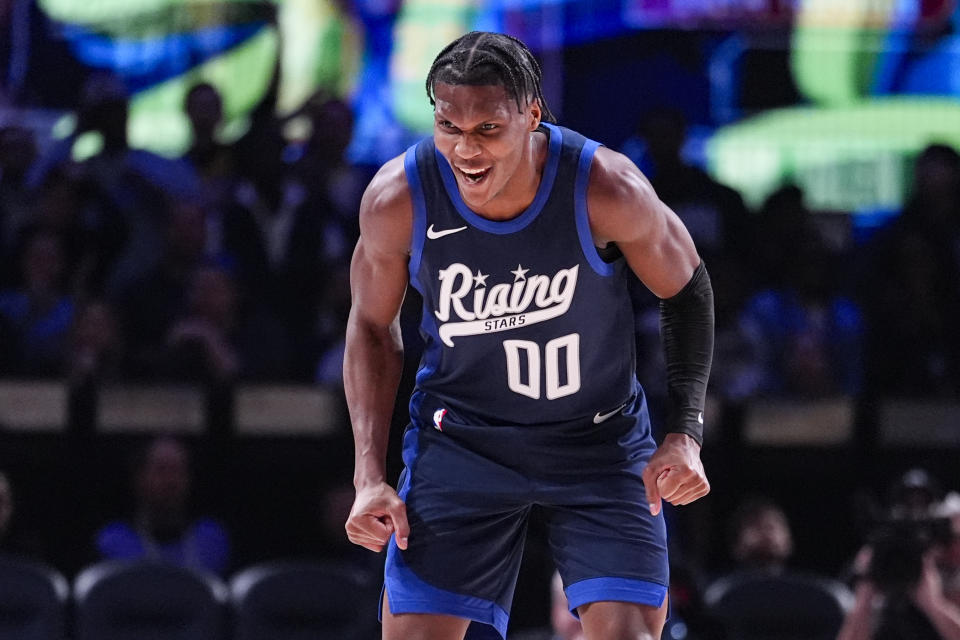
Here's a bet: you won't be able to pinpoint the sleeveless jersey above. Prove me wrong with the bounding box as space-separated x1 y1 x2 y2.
405 122 641 427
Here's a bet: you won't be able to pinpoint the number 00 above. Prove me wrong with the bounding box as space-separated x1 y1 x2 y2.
503 333 581 400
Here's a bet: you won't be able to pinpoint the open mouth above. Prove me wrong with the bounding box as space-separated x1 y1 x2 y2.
458 166 492 185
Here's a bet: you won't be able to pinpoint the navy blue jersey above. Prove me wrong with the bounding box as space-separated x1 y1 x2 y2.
405 122 641 427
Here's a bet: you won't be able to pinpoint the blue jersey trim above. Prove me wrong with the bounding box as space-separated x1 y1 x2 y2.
565 576 668 613
433 122 563 235
382 540 510 638
405 142 428 290
414 304 442 387
574 139 615 277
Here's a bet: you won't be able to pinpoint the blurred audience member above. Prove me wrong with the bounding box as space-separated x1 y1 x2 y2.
117 198 209 378
183 82 235 207
841 470 960 640
864 229 959 396
67 298 122 384
737 187 862 398
934 493 960 609
838 548 960 640
28 74 199 297
0 230 74 376
0 471 45 559
891 468 944 521
164 265 241 383
294 95 365 252
16 168 100 294
704 497 851 640
727 497 794 574
0 125 38 264
94 436 231 576
164 264 292 382
862 144 960 397
221 120 324 376
314 264 351 387
624 108 750 264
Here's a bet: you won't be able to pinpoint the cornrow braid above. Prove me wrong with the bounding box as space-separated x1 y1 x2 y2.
426 31 557 123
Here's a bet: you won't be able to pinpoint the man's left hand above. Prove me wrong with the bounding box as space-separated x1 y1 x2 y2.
642 433 709 516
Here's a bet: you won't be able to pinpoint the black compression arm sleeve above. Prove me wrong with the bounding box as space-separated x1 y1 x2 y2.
659 261 714 446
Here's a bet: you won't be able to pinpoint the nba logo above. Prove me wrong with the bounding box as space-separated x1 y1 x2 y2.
433 408 446 432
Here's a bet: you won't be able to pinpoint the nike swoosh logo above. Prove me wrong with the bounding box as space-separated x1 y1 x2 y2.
427 224 468 239
593 402 628 424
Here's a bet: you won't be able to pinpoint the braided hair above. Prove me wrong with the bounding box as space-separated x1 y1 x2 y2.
426 31 557 123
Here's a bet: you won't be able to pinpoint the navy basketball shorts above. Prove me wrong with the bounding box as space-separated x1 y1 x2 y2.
381 397 668 639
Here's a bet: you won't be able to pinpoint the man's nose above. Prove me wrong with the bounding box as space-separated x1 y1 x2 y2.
454 134 481 159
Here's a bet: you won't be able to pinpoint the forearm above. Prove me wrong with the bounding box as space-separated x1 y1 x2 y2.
920 597 960 640
344 313 404 489
837 584 878 640
659 261 714 445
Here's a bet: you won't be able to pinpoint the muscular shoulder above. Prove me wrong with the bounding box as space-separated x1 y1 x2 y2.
359 153 413 258
586 146 659 247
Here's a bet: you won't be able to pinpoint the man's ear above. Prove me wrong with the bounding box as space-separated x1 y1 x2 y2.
529 99 542 131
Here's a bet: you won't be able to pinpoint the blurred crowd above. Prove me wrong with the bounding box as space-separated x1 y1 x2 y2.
1 77 959 401
0 75 367 387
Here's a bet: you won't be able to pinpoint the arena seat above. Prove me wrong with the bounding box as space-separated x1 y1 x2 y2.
0 554 69 640
230 560 378 640
73 560 227 640
703 571 853 640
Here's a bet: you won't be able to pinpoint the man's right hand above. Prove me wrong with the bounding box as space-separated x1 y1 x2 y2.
345 482 410 552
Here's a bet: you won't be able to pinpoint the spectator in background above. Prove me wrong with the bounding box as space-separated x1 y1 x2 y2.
314 264 351 387
117 198 210 378
293 95 366 253
623 108 751 265
163 263 292 382
15 167 106 296
164 265 241 383
221 119 324 377
703 497 851 640
723 497 795 575
934 493 960 609
183 82 235 208
0 471 45 559
839 525 960 640
94 436 231 576
840 470 960 640
27 74 200 297
736 186 863 398
862 144 960 398
0 229 74 376
67 298 122 385
0 125 38 269
624 109 752 411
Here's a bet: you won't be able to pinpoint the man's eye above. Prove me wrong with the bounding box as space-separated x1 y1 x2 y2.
480 123 497 131
439 121 457 130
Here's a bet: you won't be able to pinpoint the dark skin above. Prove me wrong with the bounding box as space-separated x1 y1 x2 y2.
344 82 709 640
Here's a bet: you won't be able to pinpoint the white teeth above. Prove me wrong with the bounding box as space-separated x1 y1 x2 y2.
461 168 487 175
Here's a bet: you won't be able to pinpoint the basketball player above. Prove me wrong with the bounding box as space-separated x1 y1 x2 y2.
344 32 713 640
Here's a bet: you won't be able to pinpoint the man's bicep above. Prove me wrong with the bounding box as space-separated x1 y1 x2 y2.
588 148 700 298
619 200 700 299
350 154 413 328
349 237 409 330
